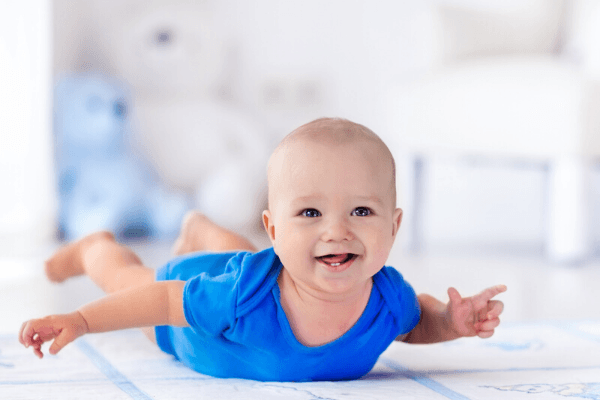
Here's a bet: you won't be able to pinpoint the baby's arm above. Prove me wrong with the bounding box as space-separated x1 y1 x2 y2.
398 285 506 344
19 281 188 358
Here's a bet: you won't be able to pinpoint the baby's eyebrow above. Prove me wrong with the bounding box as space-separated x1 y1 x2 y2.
290 195 324 205
290 195 384 205
354 195 384 205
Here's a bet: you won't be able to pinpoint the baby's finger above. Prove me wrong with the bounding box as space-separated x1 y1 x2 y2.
483 285 507 300
486 300 504 319
20 321 36 347
447 287 462 305
473 285 507 309
18 321 28 346
477 329 495 339
33 345 44 359
478 317 500 332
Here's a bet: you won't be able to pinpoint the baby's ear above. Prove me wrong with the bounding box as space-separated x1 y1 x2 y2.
392 208 403 237
262 210 276 244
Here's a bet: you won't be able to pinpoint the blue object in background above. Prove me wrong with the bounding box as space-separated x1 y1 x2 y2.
54 74 190 241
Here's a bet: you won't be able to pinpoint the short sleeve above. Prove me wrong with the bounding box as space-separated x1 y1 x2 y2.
375 267 422 335
181 248 282 337
182 255 244 336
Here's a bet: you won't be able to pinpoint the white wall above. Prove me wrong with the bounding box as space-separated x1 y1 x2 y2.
50 0 439 241
210 1 438 135
0 0 55 255
52 0 438 139
42 0 600 259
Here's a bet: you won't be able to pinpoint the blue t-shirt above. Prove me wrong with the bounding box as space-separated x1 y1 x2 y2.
155 247 420 382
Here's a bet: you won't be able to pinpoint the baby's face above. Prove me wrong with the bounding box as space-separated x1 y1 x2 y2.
263 139 402 296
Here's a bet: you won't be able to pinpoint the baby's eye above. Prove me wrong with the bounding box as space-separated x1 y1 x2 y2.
352 207 371 217
301 209 321 218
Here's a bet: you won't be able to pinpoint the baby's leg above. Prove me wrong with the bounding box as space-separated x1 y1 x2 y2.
172 211 257 254
45 231 157 342
45 231 154 293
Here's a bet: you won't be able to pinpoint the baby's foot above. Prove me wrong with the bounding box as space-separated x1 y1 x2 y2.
172 211 257 255
172 211 211 256
45 231 115 283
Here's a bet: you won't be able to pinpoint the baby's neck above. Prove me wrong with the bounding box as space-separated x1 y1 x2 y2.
277 270 373 347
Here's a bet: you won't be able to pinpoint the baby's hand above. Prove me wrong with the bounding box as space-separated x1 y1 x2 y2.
446 285 507 339
19 312 89 358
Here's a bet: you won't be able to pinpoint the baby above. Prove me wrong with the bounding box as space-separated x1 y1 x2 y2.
19 117 506 382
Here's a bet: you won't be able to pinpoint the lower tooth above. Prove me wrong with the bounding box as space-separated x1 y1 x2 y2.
331 263 340 266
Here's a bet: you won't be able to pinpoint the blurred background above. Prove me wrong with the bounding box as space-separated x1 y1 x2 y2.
1 0 600 331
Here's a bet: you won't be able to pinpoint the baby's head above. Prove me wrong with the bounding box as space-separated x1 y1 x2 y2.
263 118 403 295
267 118 397 210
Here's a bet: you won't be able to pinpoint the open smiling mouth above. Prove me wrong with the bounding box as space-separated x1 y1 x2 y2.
316 253 358 267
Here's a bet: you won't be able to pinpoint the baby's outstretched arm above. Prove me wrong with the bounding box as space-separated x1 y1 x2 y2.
399 285 507 344
19 281 188 358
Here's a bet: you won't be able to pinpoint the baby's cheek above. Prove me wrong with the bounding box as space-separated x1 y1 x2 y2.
373 238 394 264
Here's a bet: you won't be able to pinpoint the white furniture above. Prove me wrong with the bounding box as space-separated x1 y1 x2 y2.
389 1 600 263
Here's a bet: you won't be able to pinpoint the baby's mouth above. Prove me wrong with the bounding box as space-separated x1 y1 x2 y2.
316 253 357 267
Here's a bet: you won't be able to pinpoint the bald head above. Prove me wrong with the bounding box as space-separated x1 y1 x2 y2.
267 118 397 210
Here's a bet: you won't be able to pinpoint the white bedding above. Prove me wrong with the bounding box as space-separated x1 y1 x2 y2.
2 320 599 399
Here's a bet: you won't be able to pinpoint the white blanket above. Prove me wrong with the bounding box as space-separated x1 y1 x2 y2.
2 321 599 399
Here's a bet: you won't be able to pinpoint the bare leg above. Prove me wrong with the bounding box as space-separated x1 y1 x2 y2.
45 231 156 341
45 231 154 292
172 211 257 255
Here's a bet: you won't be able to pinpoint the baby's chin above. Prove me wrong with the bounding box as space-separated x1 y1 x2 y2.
313 271 374 295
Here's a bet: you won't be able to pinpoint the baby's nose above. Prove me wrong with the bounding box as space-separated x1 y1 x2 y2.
322 217 353 242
